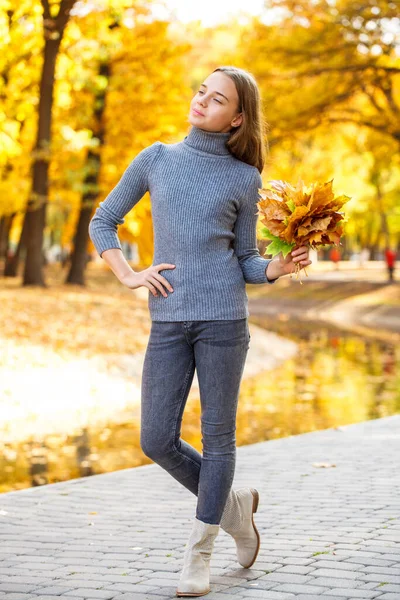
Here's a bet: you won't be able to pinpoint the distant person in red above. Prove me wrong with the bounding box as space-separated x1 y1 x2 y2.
329 246 341 269
385 247 397 282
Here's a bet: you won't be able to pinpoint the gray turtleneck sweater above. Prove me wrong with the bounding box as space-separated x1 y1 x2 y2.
88 125 276 321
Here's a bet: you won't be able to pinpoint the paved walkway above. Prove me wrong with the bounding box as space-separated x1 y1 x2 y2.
0 415 399 599
297 264 400 334
313 286 400 337
302 261 395 284
249 281 400 340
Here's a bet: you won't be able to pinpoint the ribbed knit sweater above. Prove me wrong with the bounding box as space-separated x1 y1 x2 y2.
88 125 276 322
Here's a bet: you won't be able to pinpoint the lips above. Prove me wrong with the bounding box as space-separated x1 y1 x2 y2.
193 108 204 116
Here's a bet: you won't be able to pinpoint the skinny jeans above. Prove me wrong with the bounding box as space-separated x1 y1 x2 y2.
140 318 250 524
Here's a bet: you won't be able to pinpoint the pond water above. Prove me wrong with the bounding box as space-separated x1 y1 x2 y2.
1 318 399 493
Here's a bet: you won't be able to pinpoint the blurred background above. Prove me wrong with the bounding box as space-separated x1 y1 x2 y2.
0 0 399 493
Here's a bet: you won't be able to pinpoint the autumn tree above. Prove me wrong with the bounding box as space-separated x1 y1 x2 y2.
239 0 400 250
245 0 400 145
0 3 39 277
18 0 76 286
54 8 191 282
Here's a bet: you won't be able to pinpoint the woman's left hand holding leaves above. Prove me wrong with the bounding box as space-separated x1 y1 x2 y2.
279 245 312 276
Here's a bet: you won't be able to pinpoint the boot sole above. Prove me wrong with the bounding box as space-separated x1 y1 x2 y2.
176 589 210 597
241 487 260 569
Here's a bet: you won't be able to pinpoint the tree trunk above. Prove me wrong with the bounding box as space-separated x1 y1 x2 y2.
0 215 13 259
4 213 27 277
375 180 390 249
65 207 93 284
22 0 76 287
66 61 109 285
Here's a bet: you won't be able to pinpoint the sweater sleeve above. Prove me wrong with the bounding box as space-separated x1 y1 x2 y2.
233 167 278 284
88 142 161 258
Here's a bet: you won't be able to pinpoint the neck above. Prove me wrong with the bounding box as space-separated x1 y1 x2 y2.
183 125 231 156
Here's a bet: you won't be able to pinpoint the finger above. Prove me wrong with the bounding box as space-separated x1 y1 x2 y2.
157 264 176 270
148 276 168 297
293 252 308 262
144 281 159 297
153 273 174 293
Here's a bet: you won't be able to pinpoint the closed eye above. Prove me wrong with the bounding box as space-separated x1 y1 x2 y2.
198 90 222 103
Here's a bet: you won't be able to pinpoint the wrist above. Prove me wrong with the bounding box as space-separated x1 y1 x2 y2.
266 259 283 281
119 269 136 284
100 248 136 283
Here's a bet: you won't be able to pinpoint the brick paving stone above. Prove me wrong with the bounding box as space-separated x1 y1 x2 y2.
236 580 278 591
31 588 77 596
334 551 382 559
0 585 43 593
312 555 351 562
0 597 47 600
258 573 314 584
0 569 59 579
371 584 400 592
270 583 329 594
380 554 400 561
359 545 400 554
202 594 244 599
296 597 345 600
105 583 154 594
61 590 117 599
274 565 316 575
109 595 168 600
360 575 400 584
279 558 315 566
242 561 282 571
360 582 385 590
322 590 383 597
314 561 364 571
38 582 104 590
4 563 62 572
236 592 296 599
0 576 55 585
343 558 397 568
304 577 362 588
359 567 400 575
0 414 398 599
311 568 361 579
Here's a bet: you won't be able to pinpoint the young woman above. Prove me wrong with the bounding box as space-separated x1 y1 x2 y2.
89 65 311 597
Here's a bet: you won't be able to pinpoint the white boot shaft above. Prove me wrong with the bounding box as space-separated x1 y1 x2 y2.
176 517 220 597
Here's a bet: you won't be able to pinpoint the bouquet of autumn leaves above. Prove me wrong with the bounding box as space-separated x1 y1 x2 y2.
257 179 350 283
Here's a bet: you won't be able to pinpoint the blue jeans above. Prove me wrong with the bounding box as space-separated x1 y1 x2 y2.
140 318 251 524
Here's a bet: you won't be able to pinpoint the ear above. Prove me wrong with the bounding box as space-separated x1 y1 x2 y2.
231 113 243 127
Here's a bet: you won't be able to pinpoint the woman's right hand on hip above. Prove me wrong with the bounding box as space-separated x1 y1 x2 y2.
121 264 176 297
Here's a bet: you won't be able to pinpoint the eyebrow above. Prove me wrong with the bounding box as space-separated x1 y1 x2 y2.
200 83 229 102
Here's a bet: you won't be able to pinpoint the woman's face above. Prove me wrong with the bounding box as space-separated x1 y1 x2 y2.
189 71 243 133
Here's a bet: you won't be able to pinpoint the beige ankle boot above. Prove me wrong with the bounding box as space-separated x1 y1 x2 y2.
219 487 260 568
176 517 220 597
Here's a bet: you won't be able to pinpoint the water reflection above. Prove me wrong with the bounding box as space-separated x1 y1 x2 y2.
242 316 400 440
1 318 399 493
29 440 49 486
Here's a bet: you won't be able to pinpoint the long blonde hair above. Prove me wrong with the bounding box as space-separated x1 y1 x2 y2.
213 66 269 173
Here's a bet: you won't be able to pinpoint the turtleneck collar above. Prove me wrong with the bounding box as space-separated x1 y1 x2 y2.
183 125 232 156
